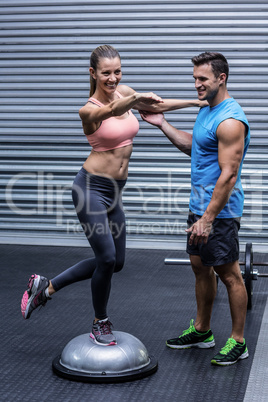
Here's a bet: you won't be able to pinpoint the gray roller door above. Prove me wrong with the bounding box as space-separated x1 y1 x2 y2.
1 0 268 252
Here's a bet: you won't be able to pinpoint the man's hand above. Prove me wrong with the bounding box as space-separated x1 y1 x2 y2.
139 110 164 127
185 216 213 245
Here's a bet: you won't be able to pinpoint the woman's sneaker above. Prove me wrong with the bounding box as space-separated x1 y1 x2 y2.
90 319 117 346
21 274 50 319
166 319 215 349
211 337 249 366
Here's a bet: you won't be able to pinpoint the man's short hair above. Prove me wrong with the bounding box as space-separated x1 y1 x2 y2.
191 52 229 82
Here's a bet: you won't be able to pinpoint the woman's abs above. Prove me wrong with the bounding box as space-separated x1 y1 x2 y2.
83 144 133 180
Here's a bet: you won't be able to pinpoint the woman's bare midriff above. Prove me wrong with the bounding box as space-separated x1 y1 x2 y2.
83 144 133 180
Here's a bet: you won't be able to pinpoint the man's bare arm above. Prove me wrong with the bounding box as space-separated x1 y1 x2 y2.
139 111 192 156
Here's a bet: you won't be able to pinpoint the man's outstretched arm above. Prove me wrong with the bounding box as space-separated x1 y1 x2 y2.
139 110 192 156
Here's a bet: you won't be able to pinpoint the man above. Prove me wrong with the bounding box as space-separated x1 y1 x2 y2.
141 52 250 366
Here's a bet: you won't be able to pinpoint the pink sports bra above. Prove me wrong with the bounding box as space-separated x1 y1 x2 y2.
85 91 140 152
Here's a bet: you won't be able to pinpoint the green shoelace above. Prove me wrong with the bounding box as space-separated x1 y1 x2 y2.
220 337 237 355
179 319 195 338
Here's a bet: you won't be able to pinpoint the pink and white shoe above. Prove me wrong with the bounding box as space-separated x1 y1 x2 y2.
21 274 50 319
90 319 117 346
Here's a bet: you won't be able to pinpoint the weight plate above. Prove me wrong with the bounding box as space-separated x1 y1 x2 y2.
245 243 253 309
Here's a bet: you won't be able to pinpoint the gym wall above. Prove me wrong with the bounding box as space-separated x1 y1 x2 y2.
1 0 268 251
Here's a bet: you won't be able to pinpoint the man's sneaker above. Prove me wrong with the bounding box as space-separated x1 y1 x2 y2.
211 337 249 366
166 319 215 349
21 274 50 319
90 319 117 346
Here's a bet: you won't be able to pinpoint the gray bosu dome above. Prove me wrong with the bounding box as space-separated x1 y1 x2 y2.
52 331 158 383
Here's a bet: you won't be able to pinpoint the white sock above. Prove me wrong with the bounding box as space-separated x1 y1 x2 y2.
45 287 50 298
97 318 108 323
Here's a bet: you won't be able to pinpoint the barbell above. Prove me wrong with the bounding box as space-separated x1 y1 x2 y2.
164 243 268 310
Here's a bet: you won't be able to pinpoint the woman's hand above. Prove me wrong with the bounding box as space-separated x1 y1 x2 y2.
199 100 209 107
135 92 164 105
139 110 165 127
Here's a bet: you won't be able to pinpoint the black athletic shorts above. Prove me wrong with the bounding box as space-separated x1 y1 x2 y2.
186 210 241 267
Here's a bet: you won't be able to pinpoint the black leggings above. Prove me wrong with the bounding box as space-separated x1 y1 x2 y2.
51 167 127 320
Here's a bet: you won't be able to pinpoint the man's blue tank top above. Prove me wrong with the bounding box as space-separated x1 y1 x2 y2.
189 97 250 218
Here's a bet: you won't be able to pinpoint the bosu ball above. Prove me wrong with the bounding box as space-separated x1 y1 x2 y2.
52 331 158 383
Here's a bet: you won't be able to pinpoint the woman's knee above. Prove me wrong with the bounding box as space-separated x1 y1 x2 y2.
96 252 116 272
113 257 125 273
96 253 124 275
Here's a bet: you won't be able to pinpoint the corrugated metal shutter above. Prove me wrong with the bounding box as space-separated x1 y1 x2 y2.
1 0 268 251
